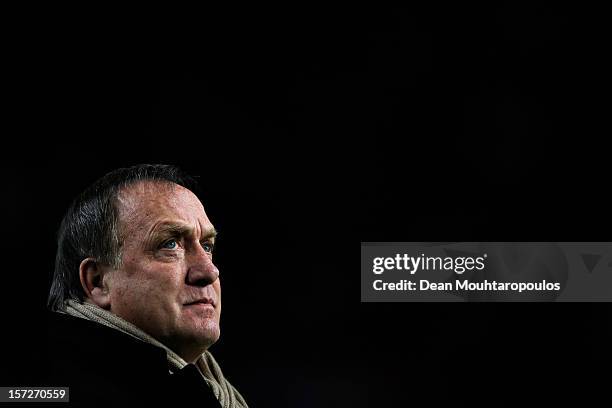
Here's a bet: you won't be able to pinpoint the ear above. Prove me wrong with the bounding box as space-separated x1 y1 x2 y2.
79 258 112 310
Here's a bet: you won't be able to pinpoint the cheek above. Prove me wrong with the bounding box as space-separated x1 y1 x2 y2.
111 262 185 314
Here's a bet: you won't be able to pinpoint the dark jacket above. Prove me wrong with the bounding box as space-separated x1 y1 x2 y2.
43 311 222 407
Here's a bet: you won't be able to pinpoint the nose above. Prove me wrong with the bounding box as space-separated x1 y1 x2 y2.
185 244 219 287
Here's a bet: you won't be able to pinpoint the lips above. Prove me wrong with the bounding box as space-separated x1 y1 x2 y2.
184 297 215 307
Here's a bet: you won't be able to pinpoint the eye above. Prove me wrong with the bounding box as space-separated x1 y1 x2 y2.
161 239 178 250
201 241 214 253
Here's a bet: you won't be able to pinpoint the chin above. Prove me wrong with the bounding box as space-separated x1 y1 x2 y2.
185 321 220 348
201 324 221 346
166 326 220 363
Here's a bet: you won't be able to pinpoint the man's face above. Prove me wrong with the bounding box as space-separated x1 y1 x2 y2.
105 181 220 362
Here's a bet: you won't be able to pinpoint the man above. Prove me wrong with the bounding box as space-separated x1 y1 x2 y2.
45 164 248 407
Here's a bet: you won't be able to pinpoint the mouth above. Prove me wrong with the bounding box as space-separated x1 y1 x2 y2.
184 298 215 308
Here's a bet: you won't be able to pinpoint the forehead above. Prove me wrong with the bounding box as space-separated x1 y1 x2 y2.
116 181 210 229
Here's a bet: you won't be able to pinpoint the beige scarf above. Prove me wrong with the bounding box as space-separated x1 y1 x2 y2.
61 299 248 408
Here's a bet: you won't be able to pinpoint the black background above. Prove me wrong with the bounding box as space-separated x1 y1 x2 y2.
3 3 610 407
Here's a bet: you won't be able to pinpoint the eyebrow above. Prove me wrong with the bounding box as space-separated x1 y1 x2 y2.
148 221 217 244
